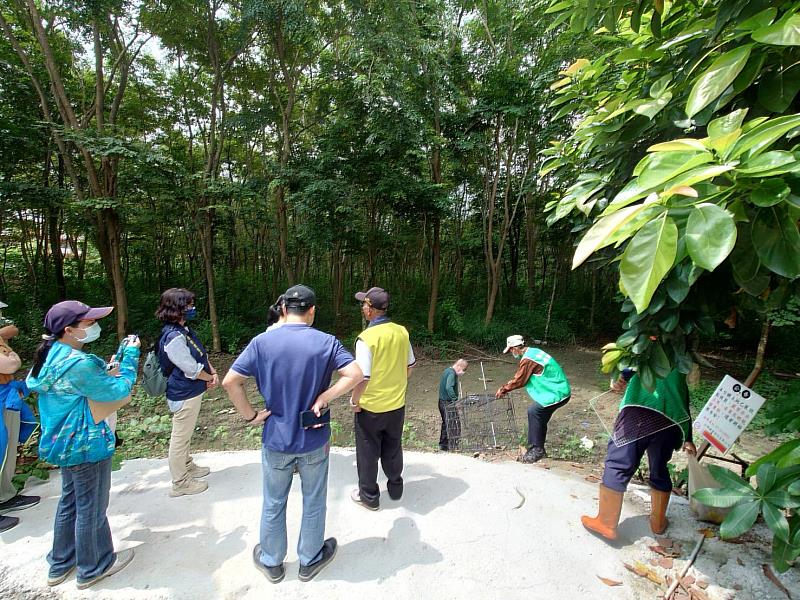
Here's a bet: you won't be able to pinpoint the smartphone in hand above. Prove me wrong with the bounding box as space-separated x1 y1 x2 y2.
300 407 331 429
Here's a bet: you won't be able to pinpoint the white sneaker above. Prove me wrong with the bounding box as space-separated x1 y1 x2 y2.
170 478 208 497
76 549 134 589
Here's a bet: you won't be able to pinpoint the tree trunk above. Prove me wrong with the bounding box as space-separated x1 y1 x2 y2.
427 217 441 332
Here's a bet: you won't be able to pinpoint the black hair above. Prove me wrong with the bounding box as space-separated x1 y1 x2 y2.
31 320 80 378
285 304 313 316
266 295 285 327
156 288 195 323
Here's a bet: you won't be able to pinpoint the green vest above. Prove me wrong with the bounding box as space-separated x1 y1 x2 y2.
523 347 571 407
358 322 410 413
618 370 691 446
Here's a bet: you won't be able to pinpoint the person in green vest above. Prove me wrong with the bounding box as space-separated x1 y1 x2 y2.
495 335 571 463
581 368 696 542
349 287 416 511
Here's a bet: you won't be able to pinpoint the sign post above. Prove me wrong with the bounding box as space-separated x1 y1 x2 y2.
693 375 766 454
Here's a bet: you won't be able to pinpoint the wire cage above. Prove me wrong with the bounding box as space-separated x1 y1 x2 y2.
443 392 520 452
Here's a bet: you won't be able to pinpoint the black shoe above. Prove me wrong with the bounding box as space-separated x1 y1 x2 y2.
520 447 547 464
298 538 337 582
0 515 19 533
0 494 40 513
252 544 285 583
388 485 403 501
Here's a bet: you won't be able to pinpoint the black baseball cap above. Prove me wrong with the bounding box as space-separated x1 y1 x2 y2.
355 287 389 310
44 300 114 334
284 285 316 308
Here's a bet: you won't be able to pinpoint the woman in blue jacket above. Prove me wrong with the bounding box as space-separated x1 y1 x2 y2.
156 288 217 497
26 301 138 589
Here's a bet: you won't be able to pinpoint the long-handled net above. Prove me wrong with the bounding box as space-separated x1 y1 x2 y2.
589 390 691 447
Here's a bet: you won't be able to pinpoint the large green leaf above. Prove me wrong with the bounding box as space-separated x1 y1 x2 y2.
752 13 800 45
730 224 770 295
737 151 799 176
686 45 753 118
693 487 750 508
747 441 800 476
720 499 761 539
757 463 777 494
686 204 737 271
772 533 800 574
758 65 800 113
620 213 678 313
752 206 800 278
709 464 754 492
708 108 748 140
637 151 714 189
572 202 661 268
762 502 790 542
726 114 800 161
750 178 791 207
606 164 734 213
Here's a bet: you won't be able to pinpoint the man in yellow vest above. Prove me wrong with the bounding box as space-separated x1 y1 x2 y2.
349 287 416 511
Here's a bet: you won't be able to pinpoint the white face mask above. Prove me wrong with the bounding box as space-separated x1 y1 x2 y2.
75 322 102 344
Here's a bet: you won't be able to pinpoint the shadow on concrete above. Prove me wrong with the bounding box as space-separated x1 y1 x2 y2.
327 516 443 583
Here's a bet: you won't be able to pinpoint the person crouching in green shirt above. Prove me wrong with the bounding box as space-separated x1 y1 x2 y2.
438 359 467 451
495 335 571 463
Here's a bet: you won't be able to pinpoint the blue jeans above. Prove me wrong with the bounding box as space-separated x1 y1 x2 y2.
257 443 329 568
48 458 115 582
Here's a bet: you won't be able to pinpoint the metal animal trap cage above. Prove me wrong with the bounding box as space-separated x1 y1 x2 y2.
443 392 520 452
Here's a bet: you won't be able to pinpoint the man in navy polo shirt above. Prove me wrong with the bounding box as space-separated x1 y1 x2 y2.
222 285 363 584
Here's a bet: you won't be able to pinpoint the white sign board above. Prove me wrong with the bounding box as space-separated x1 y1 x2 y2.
693 375 765 454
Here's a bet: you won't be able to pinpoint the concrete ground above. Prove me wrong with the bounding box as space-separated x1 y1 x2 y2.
1 449 797 599
0 448 639 600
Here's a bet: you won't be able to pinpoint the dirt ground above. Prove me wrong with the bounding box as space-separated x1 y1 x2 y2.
108 343 786 484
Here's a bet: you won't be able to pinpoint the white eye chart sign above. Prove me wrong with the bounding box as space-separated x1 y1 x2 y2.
693 375 766 454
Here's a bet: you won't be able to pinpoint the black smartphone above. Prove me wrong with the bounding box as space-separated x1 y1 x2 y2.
300 406 331 429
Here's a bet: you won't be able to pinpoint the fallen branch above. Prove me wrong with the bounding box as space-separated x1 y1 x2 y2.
664 533 705 600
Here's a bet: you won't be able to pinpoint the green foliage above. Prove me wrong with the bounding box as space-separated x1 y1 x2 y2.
544 0 800 385
693 457 800 572
764 381 800 434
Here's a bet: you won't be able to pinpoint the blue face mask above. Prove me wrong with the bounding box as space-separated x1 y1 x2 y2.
184 307 198 321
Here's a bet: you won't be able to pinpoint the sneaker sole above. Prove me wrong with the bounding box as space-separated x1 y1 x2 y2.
169 485 208 497
76 550 134 590
47 565 76 587
0 500 40 513
298 543 338 582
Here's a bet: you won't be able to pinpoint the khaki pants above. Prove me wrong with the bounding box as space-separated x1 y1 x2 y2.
1 408 21 502
168 393 203 486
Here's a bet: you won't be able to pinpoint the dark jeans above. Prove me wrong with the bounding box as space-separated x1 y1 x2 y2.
354 406 405 507
527 397 569 449
602 423 682 492
438 400 461 451
48 458 115 583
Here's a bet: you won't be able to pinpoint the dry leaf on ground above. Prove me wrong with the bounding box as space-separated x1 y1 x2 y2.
689 588 709 600
656 536 674 548
623 561 663 586
596 576 622 587
585 474 600 482
658 557 673 569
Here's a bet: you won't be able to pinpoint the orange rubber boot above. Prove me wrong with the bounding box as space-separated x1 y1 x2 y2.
581 485 624 541
650 489 670 535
